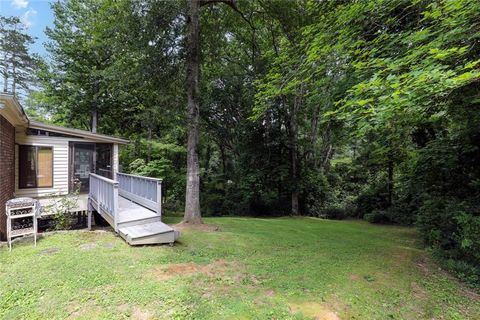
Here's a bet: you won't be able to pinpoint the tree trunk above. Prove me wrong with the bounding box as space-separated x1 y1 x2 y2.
2 73 7 93
387 159 394 206
2 58 7 93
204 142 211 173
183 0 202 224
291 191 299 216
11 63 16 95
147 126 152 163
2 52 7 93
290 96 300 216
220 143 226 176
322 144 334 171
291 143 299 215
91 107 97 133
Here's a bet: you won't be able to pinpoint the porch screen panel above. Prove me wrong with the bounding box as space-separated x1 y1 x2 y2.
37 147 53 187
96 143 113 179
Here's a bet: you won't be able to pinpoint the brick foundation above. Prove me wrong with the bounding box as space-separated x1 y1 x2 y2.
0 115 15 241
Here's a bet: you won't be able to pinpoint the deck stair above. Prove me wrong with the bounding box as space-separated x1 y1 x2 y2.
119 221 180 246
88 172 179 245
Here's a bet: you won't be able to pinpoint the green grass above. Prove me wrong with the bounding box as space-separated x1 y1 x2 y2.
0 217 478 319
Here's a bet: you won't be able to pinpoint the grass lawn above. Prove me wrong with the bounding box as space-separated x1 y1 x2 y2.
0 217 478 319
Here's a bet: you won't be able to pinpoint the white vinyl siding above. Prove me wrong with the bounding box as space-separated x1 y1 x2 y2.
15 129 120 198
15 131 70 197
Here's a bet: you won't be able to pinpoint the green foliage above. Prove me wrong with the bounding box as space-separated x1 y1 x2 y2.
316 208 346 220
37 0 185 133
0 15 42 96
356 183 390 218
129 158 172 179
128 157 186 212
364 210 391 225
416 199 480 287
42 191 80 230
29 0 480 287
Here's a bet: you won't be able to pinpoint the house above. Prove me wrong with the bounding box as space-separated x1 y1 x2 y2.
0 93 178 245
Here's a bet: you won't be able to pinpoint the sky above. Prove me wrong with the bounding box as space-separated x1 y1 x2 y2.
0 0 54 58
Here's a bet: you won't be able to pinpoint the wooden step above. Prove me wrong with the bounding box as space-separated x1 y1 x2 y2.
118 221 179 246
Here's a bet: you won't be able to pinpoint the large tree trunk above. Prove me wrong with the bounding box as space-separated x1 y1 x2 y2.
184 0 202 224
91 107 97 133
291 127 299 215
291 191 299 215
290 96 300 215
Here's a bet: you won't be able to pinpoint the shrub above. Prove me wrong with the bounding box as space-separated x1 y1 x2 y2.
364 210 391 224
355 187 389 218
417 198 480 288
42 191 79 230
387 204 417 225
442 257 479 287
317 208 345 220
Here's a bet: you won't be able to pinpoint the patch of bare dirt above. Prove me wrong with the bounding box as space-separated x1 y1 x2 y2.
265 289 275 297
349 274 360 281
173 222 219 232
415 256 431 276
289 301 341 320
394 248 413 263
117 304 129 312
40 248 60 255
248 289 275 307
66 299 100 319
410 282 428 299
131 306 153 320
147 259 243 281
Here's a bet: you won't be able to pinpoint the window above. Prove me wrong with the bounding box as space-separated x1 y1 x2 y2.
19 146 53 188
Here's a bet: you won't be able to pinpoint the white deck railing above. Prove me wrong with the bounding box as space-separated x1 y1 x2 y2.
117 172 162 215
89 173 119 230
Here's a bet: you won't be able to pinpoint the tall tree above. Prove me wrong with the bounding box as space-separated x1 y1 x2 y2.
0 16 39 96
184 0 202 223
183 0 248 223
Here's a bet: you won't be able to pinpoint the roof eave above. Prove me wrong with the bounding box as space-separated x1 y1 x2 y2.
0 93 29 126
29 120 130 145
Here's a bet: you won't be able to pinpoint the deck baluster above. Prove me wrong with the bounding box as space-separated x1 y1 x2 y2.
88 172 174 245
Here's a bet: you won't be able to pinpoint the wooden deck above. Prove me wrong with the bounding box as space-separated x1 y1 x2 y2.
117 196 160 226
88 173 179 245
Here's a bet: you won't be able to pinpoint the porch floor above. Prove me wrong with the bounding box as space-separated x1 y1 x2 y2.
117 196 158 224
92 194 178 245
88 172 179 245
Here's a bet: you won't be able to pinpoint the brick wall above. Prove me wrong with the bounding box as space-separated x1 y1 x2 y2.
0 115 15 241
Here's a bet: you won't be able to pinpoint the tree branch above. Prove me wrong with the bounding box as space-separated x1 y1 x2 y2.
200 0 255 30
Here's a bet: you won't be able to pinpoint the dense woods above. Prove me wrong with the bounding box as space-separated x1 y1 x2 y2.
2 0 479 286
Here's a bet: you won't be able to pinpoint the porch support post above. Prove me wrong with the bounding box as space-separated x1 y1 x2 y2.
156 180 162 216
113 182 119 232
87 198 92 230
